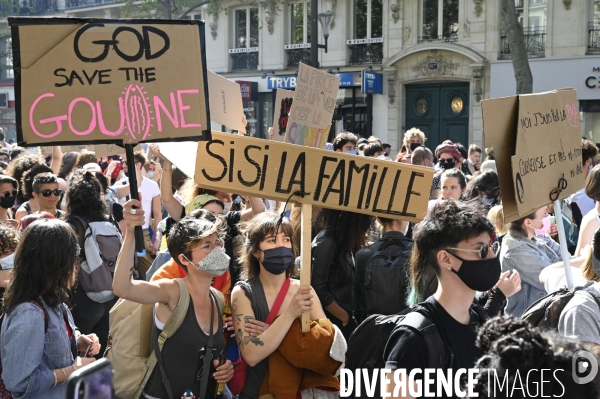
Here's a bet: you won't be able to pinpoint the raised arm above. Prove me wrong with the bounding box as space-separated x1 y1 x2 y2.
231 284 315 367
239 196 266 221
50 146 62 175
113 199 177 308
149 144 183 221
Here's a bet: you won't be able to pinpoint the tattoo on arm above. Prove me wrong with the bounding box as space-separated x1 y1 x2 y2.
244 316 254 324
232 298 243 321
236 328 264 349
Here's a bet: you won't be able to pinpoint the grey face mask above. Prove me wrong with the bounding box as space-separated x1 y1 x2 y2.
186 247 230 276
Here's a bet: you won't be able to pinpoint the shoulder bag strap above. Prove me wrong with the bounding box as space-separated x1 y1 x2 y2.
400 312 450 368
150 279 191 399
197 290 216 398
265 278 291 325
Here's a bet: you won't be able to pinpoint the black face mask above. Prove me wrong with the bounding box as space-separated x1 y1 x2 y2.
448 252 501 292
0 196 15 210
261 247 294 275
440 160 456 170
410 142 421 152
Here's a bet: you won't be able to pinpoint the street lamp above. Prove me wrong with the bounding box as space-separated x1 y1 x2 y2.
309 0 334 68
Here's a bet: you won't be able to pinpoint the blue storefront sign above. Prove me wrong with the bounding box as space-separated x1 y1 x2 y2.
267 72 362 90
361 71 383 94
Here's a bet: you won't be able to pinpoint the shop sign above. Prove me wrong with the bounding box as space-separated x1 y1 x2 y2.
361 71 383 94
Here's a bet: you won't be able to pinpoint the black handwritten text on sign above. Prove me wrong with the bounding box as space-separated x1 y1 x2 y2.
194 132 434 222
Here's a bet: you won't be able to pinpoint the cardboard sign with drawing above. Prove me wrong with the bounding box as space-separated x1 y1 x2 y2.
194 132 434 222
271 89 293 142
482 88 584 222
284 63 339 148
10 17 211 146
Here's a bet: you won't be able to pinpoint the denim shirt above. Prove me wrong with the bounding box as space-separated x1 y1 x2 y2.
0 299 77 399
500 230 562 318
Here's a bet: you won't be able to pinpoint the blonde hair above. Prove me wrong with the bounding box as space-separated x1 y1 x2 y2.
403 128 426 148
487 205 508 236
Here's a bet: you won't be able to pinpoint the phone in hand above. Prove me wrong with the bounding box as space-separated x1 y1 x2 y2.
66 358 114 399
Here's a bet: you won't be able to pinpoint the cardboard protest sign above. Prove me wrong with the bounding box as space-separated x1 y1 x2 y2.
271 89 293 142
156 141 197 178
206 70 245 133
482 88 584 223
10 17 211 146
92 143 143 158
195 132 434 222
284 63 340 148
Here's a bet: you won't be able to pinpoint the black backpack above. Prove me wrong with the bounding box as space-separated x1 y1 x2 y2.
345 310 449 399
521 282 600 329
364 239 411 316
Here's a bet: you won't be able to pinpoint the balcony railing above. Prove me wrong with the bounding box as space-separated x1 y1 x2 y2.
348 42 383 65
500 28 546 57
418 31 459 44
230 52 259 72
588 23 600 53
19 0 57 14
65 0 121 9
286 48 310 68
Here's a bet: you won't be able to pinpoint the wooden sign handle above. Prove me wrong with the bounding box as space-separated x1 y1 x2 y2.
298 202 312 332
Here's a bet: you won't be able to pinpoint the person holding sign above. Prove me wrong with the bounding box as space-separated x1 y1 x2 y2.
231 213 343 399
498 205 562 317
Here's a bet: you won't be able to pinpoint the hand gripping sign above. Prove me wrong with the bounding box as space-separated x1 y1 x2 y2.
10 17 212 146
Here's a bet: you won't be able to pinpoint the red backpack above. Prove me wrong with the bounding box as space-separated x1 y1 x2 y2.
0 300 48 399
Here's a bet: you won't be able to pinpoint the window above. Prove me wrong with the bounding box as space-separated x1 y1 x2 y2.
0 37 12 81
182 14 203 20
422 0 458 41
290 1 311 44
516 0 547 31
235 7 259 48
354 0 383 39
589 1 600 52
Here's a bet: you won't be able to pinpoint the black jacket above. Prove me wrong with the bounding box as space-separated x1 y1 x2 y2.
311 229 355 314
354 231 413 322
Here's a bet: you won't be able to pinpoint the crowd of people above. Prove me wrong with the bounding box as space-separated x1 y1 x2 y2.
0 125 599 398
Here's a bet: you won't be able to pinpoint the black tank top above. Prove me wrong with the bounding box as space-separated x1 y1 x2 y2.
143 294 224 399
236 278 271 399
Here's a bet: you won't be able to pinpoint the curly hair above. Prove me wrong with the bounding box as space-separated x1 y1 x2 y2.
332 132 358 151
58 151 79 179
582 139 599 166
408 200 494 304
3 219 78 312
6 152 45 205
22 165 54 199
0 223 18 256
471 317 600 398
238 212 296 280
65 169 106 221
316 209 372 253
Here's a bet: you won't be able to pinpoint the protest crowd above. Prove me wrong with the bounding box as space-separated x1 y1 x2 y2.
0 121 600 399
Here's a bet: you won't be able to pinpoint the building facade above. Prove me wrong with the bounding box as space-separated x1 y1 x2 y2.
1 0 600 152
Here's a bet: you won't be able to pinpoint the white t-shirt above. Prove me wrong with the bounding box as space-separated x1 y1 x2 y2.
569 189 595 219
544 266 586 294
139 177 160 229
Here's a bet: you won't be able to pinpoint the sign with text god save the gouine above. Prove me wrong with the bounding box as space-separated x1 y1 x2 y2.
482 88 584 223
195 132 434 222
9 17 211 146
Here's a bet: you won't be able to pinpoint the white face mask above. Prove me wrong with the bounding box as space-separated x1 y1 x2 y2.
0 253 14 270
222 201 232 214
147 171 155 179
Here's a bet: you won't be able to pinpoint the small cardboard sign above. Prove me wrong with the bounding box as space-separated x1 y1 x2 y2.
284 63 340 148
194 132 434 222
10 17 211 146
482 88 584 222
206 70 245 133
92 143 143 158
271 89 293 142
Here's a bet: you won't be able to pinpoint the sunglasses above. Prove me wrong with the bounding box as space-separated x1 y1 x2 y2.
0 189 16 198
445 243 495 260
37 189 63 197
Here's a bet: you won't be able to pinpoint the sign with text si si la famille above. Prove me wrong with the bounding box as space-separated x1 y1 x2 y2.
482 88 584 223
9 17 211 146
284 63 340 148
195 132 434 222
